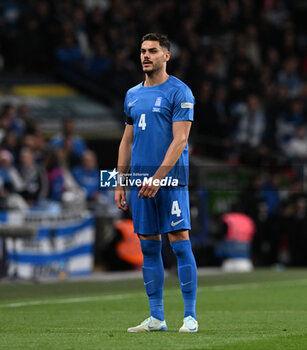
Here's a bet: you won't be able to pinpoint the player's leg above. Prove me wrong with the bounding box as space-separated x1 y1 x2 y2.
168 230 198 332
156 186 198 332
128 234 167 332
128 189 166 332
139 234 165 322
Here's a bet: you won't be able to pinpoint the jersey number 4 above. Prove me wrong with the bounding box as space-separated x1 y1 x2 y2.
138 113 147 130
171 200 181 217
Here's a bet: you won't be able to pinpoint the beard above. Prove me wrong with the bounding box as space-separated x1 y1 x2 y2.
142 61 163 75
143 68 155 76
142 65 155 75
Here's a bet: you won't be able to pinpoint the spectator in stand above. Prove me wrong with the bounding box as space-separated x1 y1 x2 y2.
277 57 302 98
50 118 87 167
85 38 112 77
55 32 84 67
43 144 84 206
73 5 91 58
0 112 11 144
56 147 86 208
245 24 261 69
284 126 307 162
0 149 28 210
21 126 46 165
0 149 23 193
232 94 266 164
43 148 64 202
1 0 21 34
17 104 35 135
211 46 228 81
265 0 289 28
259 173 282 265
72 150 99 202
1 131 20 162
0 150 15 192
0 104 24 136
276 98 305 152
260 174 281 217
18 147 47 204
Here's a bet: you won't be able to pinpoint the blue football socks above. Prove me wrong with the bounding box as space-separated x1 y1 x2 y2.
140 239 165 321
170 240 197 319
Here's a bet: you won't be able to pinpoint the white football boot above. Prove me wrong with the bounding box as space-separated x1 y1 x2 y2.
127 316 167 332
179 316 198 333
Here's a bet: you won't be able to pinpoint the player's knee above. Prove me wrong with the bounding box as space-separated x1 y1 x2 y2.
170 240 191 259
168 230 189 242
140 239 161 257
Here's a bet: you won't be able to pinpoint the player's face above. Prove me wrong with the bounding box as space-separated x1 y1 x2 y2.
140 41 170 74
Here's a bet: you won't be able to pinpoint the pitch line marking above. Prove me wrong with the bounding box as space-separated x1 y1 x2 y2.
0 294 136 309
1 278 307 309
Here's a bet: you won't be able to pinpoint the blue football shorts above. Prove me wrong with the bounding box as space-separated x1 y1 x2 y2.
130 185 191 235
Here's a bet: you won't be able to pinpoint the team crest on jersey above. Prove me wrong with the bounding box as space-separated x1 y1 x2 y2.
152 97 162 112
154 97 162 106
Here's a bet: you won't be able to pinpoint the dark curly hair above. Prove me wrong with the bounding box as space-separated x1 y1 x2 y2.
141 33 170 50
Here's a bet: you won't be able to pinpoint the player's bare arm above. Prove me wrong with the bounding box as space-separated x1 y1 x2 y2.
115 124 133 210
138 121 192 199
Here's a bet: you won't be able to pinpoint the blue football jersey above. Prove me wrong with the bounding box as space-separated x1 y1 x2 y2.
124 76 194 185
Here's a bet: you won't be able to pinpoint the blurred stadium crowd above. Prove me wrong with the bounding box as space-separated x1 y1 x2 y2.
1 0 307 162
0 108 104 211
0 0 307 267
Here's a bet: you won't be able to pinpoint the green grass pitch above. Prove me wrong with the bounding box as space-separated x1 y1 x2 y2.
1 269 307 350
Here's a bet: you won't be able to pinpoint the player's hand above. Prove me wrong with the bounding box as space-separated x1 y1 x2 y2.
138 177 161 199
115 186 128 210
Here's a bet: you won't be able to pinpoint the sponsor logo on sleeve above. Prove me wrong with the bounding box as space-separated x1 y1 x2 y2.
181 102 193 109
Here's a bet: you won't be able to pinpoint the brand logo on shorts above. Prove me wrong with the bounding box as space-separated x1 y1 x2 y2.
171 219 184 227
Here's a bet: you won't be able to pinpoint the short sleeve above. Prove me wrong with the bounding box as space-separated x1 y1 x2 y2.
172 86 195 122
124 92 133 125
